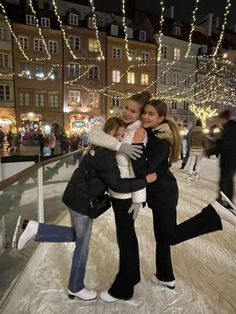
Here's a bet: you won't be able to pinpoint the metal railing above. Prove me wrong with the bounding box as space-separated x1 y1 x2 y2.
0 148 85 309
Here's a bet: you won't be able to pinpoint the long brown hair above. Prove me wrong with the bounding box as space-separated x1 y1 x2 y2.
103 117 125 136
144 99 182 163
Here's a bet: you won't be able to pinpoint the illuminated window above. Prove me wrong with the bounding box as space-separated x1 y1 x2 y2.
174 48 180 61
35 64 44 78
88 39 98 52
69 91 80 106
127 72 135 84
141 73 149 85
112 70 121 82
88 93 99 108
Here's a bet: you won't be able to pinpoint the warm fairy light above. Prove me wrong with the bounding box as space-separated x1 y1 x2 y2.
89 0 105 60
189 103 218 127
0 2 50 61
122 0 130 60
185 0 200 58
28 0 51 60
156 0 165 62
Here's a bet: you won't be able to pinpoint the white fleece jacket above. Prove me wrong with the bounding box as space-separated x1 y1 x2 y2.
88 120 146 202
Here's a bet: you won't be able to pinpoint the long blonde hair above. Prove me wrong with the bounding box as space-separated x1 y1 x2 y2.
144 99 182 163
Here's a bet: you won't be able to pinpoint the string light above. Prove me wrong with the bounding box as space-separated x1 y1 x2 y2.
28 0 51 60
0 2 51 61
185 0 200 58
89 0 105 60
156 0 165 62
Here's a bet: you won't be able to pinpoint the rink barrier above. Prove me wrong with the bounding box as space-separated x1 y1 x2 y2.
0 148 86 309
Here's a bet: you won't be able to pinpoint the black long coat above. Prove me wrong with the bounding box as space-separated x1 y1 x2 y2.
62 146 147 216
131 130 178 209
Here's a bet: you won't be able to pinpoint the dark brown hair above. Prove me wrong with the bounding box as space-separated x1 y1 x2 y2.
144 99 182 162
103 117 125 136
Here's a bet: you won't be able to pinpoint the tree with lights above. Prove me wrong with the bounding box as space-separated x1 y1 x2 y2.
189 103 218 128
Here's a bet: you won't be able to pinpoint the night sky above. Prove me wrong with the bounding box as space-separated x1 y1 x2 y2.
95 0 236 27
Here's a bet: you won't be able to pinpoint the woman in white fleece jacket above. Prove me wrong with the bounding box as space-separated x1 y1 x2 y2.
88 91 151 302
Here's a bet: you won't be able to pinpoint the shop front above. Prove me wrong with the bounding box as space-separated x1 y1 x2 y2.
0 112 16 133
69 114 105 136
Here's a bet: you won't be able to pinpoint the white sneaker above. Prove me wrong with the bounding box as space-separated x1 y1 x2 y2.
68 288 97 301
220 191 236 211
211 193 236 227
100 290 119 303
185 174 192 183
194 173 200 182
151 275 175 289
16 220 39 250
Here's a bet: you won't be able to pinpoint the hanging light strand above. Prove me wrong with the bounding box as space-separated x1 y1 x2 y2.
185 0 200 58
156 0 165 62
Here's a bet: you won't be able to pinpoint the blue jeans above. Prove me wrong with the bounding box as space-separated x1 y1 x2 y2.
35 209 93 293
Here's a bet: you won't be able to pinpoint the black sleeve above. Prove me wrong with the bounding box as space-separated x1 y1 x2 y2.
93 149 147 193
132 140 170 176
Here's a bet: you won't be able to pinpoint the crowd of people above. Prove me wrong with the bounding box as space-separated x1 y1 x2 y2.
12 93 236 304
0 129 22 152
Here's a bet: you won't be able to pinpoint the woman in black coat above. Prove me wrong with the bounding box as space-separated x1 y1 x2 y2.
132 99 236 289
14 118 156 301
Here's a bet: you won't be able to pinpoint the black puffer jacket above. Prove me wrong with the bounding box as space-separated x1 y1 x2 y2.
131 128 178 209
62 146 147 216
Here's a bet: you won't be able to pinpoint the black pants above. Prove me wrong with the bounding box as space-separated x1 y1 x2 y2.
108 198 140 300
151 202 222 282
219 164 236 201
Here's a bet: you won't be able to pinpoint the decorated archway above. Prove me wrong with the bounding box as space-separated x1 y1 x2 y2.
0 112 16 133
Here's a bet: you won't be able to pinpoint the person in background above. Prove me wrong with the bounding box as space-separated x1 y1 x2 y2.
81 133 89 147
49 132 56 156
14 117 156 301
0 128 5 150
43 136 52 157
38 131 44 155
132 99 236 291
185 119 206 183
15 131 22 152
6 131 14 152
207 109 236 204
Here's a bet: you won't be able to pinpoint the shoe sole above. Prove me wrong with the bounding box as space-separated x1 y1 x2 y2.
220 191 236 212
68 294 97 301
12 216 21 248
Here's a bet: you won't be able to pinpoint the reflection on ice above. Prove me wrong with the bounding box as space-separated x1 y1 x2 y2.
2 157 236 313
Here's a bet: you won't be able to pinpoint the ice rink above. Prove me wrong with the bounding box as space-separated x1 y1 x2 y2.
2 157 236 314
